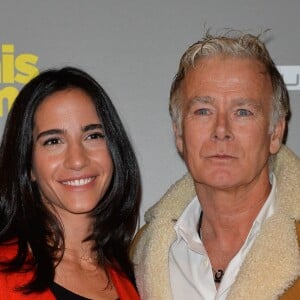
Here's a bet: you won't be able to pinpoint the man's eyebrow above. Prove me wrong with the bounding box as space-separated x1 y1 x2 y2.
188 97 263 110
82 123 103 132
233 98 263 110
187 96 215 109
35 129 64 141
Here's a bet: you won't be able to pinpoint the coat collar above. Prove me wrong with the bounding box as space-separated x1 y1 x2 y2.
135 146 300 299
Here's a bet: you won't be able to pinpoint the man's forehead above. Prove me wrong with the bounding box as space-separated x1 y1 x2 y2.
186 55 268 76
182 56 271 92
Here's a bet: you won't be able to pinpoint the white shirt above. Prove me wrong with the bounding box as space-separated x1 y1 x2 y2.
169 174 277 300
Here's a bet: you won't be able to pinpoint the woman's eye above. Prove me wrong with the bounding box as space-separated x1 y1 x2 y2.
87 132 105 140
237 109 253 116
43 138 61 146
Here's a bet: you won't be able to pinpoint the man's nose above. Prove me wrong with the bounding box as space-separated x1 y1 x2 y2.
211 112 233 141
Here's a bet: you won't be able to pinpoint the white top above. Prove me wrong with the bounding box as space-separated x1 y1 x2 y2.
169 174 277 300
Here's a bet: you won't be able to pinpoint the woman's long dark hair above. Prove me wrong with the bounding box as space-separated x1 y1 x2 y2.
0 67 141 293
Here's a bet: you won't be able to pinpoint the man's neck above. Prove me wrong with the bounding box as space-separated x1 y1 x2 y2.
196 174 272 270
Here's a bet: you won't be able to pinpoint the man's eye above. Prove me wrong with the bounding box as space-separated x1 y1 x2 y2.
43 138 61 146
195 108 210 116
237 109 253 116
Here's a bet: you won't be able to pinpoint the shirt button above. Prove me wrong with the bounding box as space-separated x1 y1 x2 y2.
203 258 209 267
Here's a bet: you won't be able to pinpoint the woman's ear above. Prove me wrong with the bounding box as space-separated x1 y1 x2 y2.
31 169 36 181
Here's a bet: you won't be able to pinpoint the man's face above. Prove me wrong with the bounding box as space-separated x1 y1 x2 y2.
175 55 284 192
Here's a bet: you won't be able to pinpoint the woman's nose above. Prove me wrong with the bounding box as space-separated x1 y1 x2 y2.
63 143 89 170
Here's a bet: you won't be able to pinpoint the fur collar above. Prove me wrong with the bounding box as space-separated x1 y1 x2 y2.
134 146 300 299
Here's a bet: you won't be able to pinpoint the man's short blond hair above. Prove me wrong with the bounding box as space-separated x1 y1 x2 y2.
169 31 290 134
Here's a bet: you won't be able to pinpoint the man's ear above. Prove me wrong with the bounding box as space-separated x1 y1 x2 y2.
270 118 286 154
173 122 183 155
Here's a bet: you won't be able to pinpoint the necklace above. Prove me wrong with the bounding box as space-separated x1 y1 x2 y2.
212 268 224 283
63 247 98 271
198 211 225 283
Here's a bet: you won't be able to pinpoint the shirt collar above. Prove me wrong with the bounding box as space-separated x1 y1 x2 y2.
250 172 276 232
174 197 201 244
174 173 277 244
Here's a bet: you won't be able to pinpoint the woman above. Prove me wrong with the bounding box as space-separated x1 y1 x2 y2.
0 67 141 299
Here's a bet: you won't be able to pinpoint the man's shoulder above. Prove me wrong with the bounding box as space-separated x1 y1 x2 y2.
144 173 195 224
273 145 300 220
131 173 195 261
274 145 300 172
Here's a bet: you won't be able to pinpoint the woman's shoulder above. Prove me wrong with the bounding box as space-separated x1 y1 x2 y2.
109 267 140 300
0 241 55 299
0 240 18 259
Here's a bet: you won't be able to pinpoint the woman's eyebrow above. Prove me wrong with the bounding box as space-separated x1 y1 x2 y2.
82 123 103 132
35 129 64 141
35 124 103 141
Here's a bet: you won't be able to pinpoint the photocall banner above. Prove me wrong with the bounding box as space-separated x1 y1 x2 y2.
0 44 298 122
0 44 39 118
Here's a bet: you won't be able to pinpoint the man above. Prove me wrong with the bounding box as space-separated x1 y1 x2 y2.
133 31 300 299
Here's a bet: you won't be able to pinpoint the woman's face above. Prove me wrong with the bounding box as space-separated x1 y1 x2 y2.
31 88 113 217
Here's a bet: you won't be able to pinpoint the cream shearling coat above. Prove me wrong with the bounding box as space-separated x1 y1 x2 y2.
133 146 300 300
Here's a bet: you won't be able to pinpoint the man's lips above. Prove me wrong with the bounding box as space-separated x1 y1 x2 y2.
212 154 235 158
206 154 237 160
